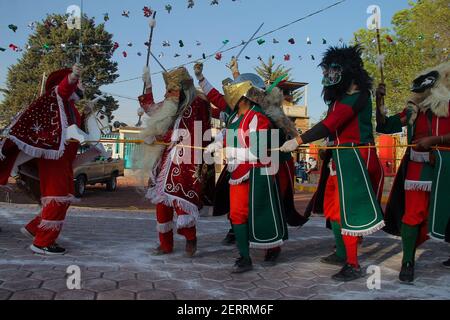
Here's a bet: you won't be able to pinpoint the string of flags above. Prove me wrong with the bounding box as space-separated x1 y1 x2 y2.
0 3 353 62
4 16 442 62
3 0 445 80
0 2 368 52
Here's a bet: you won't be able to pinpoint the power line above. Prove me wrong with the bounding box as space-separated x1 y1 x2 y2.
106 0 348 85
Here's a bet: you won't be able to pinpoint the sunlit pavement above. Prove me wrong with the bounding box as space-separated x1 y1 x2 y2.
0 202 449 300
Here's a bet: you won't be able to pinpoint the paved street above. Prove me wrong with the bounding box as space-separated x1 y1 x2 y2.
0 201 449 300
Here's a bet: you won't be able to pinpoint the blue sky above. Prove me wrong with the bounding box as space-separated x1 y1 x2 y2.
0 0 411 125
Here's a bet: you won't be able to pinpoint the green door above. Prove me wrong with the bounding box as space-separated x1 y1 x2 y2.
123 134 144 169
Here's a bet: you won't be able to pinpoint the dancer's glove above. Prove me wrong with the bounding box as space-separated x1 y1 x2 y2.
142 66 152 89
225 147 257 163
194 62 204 82
228 57 239 75
280 138 300 153
205 141 223 155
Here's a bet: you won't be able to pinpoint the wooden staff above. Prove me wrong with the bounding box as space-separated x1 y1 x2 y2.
376 28 385 84
137 11 157 127
143 11 157 95
375 27 387 125
76 0 84 64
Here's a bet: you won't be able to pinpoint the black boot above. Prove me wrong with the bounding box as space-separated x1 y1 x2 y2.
399 262 415 284
30 243 66 256
222 229 236 246
151 246 173 256
231 256 253 274
320 253 346 266
263 248 281 267
332 263 362 282
443 257 450 269
185 238 197 258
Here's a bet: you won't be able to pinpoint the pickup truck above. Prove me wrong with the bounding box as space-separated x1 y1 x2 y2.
17 146 125 199
73 147 125 198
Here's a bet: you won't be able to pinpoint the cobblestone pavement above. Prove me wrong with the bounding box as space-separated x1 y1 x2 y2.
0 202 449 300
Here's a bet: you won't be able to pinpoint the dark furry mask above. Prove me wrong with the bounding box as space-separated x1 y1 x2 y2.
320 45 373 104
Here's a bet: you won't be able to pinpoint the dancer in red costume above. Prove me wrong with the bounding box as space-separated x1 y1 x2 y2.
0 64 86 255
138 66 211 257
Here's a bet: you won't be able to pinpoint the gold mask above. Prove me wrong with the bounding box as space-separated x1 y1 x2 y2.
222 81 253 110
163 67 194 91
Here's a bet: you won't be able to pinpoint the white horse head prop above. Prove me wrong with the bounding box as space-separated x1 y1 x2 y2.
66 94 112 158
84 95 112 157
85 95 111 143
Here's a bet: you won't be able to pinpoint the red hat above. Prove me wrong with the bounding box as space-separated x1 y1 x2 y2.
45 68 72 93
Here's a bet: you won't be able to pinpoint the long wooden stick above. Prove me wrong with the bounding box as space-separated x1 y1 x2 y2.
235 22 264 61
137 11 157 127
143 11 157 95
76 0 83 64
376 28 385 83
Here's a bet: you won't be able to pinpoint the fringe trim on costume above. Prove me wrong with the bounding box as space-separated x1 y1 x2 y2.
146 190 199 217
249 239 284 250
404 180 432 192
341 220 385 237
428 233 444 242
41 194 78 208
145 147 200 217
38 219 64 231
55 88 69 147
145 146 174 204
229 172 250 185
6 135 65 160
156 221 173 233
176 213 197 229
410 150 430 163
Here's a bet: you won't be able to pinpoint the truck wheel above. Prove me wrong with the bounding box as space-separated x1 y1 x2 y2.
75 175 86 198
106 174 117 192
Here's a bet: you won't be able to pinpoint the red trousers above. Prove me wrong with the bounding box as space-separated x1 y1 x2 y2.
26 143 77 247
403 190 430 246
156 203 196 253
229 181 250 225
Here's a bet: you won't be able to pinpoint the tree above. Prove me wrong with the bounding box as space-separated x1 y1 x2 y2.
0 14 120 125
255 56 304 104
353 0 450 114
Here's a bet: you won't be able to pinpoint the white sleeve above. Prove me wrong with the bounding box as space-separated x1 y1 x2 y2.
235 115 259 162
199 78 214 95
249 115 258 133
214 129 224 144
